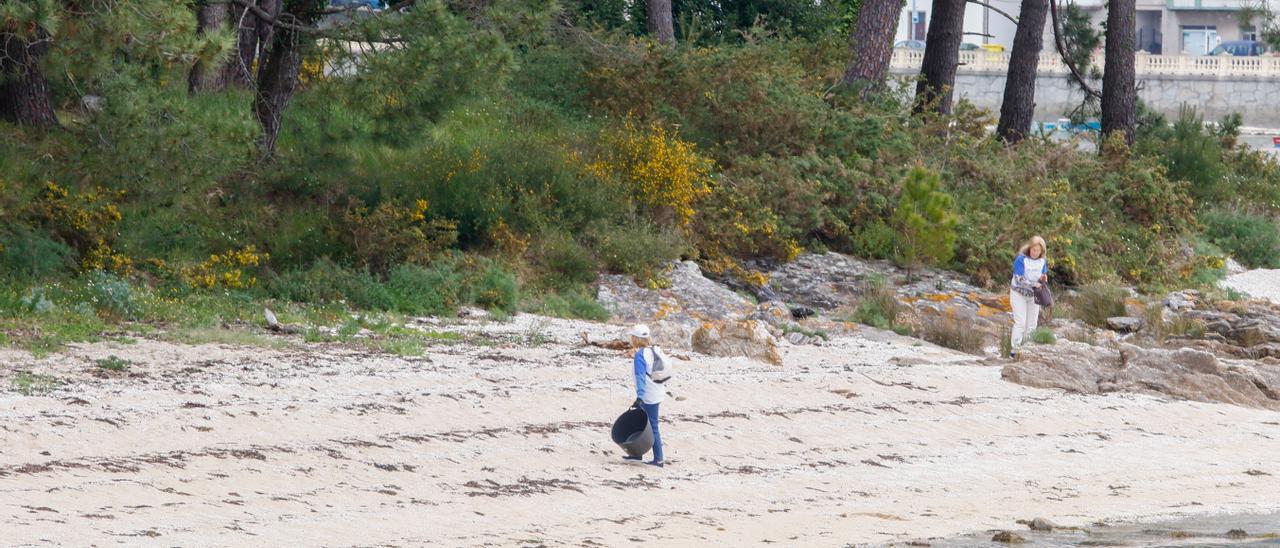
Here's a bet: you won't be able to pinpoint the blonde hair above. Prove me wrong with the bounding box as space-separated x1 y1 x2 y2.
1018 235 1048 259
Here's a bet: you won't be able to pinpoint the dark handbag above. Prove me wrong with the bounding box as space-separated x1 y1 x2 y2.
1033 284 1054 307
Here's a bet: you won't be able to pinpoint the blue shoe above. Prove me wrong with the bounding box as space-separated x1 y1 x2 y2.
645 460 664 468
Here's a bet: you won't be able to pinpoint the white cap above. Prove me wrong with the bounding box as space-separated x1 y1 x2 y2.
630 324 651 339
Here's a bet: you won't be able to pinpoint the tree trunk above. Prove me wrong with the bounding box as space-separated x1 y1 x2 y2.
646 0 676 45
996 0 1049 143
255 0 282 79
254 24 303 158
0 30 58 128
190 3 230 93
224 2 259 87
914 0 967 114
1101 0 1137 145
841 0 905 91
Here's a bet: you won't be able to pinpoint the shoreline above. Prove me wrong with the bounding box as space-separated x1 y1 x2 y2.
2 314 1278 545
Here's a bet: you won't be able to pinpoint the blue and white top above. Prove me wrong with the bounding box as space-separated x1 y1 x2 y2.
633 347 667 405
1012 253 1047 296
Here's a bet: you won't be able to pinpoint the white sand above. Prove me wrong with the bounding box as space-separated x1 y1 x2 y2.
1 315 1278 545
1222 268 1280 304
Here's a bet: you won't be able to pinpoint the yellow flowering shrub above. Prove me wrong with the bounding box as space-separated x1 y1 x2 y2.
183 246 268 290
24 182 131 273
585 121 713 226
341 199 458 273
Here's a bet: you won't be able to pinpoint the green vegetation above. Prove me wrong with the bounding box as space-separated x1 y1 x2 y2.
1029 328 1056 345
12 371 60 396
914 313 987 355
844 277 904 331
96 355 132 371
1 3 1278 355
1068 284 1129 329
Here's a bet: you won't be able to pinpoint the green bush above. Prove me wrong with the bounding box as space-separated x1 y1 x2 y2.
535 232 598 290
592 222 688 280
1070 283 1128 328
1200 209 1280 268
383 262 466 316
472 263 520 315
526 289 610 321
0 225 74 280
894 166 958 277
845 277 902 330
267 259 395 311
77 271 140 320
1029 327 1055 345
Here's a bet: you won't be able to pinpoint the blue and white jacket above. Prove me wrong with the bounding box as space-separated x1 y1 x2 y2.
633 347 667 405
1012 253 1048 297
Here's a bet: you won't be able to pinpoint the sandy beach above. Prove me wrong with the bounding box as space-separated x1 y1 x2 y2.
2 314 1279 546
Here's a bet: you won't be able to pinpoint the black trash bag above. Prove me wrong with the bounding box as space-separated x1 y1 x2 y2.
611 407 653 458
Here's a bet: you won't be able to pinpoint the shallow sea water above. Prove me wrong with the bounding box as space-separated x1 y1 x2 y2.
927 512 1280 547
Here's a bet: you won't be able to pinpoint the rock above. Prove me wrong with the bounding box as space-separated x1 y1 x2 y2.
1226 529 1248 539
991 531 1025 543
1225 257 1248 275
692 320 782 365
749 301 791 329
1002 342 1280 410
1028 517 1056 532
598 262 755 332
457 307 489 319
1163 290 1198 312
650 320 695 350
790 306 816 319
1106 316 1144 333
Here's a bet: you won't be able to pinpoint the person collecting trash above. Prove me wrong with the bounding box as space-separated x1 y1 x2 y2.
625 324 671 467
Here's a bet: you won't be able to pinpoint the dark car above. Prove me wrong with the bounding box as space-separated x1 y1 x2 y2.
895 40 926 50
1209 40 1269 56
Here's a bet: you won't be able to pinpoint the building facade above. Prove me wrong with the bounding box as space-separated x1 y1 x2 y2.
896 0 1268 55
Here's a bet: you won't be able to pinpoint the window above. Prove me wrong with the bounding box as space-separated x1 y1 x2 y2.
1181 25 1219 55
1243 26 1258 42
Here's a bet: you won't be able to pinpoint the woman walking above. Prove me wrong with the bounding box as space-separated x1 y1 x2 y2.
626 324 666 467
1009 236 1048 358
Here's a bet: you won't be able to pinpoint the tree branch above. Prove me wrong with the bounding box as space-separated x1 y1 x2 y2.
966 0 1018 24
1049 0 1102 100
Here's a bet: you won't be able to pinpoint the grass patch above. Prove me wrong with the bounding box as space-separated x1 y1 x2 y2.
1068 284 1128 329
524 289 610 321
1029 327 1055 345
843 277 904 331
914 312 986 355
12 371 60 396
95 355 131 371
167 327 291 349
782 322 829 340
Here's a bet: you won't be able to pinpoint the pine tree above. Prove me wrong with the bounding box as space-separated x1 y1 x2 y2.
893 166 958 280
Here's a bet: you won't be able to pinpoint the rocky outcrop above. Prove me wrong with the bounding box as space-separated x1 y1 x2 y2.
1002 341 1280 410
597 263 784 363
692 320 783 366
764 253 987 312
598 261 755 329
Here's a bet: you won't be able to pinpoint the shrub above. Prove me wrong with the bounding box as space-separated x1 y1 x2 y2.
894 166 958 279
585 120 714 226
1159 106 1226 202
1199 209 1280 268
914 311 986 354
845 277 903 330
266 259 394 310
472 263 520 315
1070 283 1127 328
534 232 598 290
383 262 466 316
1029 327 1056 345
526 289 610 321
592 222 688 281
96 355 131 371
340 200 458 274
23 182 130 273
77 271 140 321
182 246 269 290
0 224 75 280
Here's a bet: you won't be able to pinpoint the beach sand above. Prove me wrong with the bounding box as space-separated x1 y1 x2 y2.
1223 268 1280 304
2 315 1278 545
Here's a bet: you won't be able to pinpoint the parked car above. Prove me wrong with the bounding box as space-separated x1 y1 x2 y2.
979 43 1006 53
895 40 926 50
960 43 981 51
1208 40 1269 56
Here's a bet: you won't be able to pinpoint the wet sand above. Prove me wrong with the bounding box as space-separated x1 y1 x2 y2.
2 315 1278 545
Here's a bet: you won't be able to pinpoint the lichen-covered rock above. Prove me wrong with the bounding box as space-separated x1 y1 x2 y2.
597 261 755 333
692 320 782 365
1105 316 1144 333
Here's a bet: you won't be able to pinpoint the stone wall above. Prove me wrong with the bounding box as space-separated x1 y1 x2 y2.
891 69 1280 128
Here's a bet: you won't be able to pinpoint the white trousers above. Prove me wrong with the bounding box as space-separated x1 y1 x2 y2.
1009 290 1040 349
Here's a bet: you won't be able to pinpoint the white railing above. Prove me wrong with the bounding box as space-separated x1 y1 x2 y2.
890 48 1280 78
